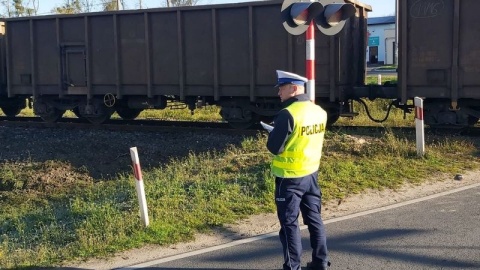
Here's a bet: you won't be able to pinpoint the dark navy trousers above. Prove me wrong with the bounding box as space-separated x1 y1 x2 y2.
275 171 328 270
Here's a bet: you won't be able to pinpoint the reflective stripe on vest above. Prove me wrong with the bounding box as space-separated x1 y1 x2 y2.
271 101 327 178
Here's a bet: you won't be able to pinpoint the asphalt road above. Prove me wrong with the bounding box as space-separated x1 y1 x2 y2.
366 67 397 76
120 184 480 270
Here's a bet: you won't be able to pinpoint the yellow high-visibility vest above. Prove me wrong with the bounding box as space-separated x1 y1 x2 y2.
271 101 327 178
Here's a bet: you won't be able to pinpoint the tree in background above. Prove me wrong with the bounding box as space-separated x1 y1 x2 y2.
100 0 126 11
0 0 12 16
81 0 96 12
53 0 83 14
0 0 38 17
0 0 199 17
101 0 117 11
165 0 199 7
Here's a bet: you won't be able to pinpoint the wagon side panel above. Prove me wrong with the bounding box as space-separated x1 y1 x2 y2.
459 0 480 98
7 20 32 95
0 21 6 95
89 15 117 94
217 6 250 97
35 19 60 95
150 11 180 95
400 0 480 100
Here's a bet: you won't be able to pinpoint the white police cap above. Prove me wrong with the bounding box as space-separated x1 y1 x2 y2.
274 70 308 87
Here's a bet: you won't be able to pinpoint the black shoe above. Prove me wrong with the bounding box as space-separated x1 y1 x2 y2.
306 261 331 270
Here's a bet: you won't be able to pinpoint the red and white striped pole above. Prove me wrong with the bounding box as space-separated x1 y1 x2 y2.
306 20 315 102
414 97 425 156
129 147 150 227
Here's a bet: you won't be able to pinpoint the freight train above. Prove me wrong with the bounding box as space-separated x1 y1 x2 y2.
0 0 479 127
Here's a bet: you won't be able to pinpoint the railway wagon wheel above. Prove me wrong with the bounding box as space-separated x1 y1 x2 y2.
40 108 65 123
85 113 112 125
220 104 259 129
468 116 479 125
78 98 115 125
226 112 260 129
33 98 66 123
116 108 143 120
1 106 22 117
424 100 480 127
467 106 480 125
83 105 114 125
317 102 340 126
72 107 82 118
326 111 340 126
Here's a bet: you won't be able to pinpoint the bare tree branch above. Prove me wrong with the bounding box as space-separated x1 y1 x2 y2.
0 0 12 17
81 0 96 12
163 0 198 7
53 0 83 14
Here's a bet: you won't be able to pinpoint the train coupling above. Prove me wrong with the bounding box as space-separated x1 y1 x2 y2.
393 99 413 113
391 99 414 119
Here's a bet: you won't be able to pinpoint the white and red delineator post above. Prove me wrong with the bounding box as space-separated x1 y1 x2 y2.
129 147 150 227
414 97 425 156
306 21 315 102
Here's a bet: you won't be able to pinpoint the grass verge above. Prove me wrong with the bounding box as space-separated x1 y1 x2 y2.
0 129 479 268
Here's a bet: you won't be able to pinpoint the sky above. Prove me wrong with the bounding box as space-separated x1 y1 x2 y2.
361 0 396 17
33 0 396 18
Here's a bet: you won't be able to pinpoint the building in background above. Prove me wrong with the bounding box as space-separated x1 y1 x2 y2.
367 16 396 65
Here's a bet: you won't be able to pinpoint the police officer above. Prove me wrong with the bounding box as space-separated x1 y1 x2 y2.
266 70 329 270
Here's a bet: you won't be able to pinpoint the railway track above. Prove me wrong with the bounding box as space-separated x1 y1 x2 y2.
1 116 479 137
331 125 480 137
0 116 261 136
328 125 480 138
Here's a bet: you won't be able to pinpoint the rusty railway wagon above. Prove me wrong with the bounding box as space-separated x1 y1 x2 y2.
395 0 480 126
0 0 479 127
0 0 371 127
